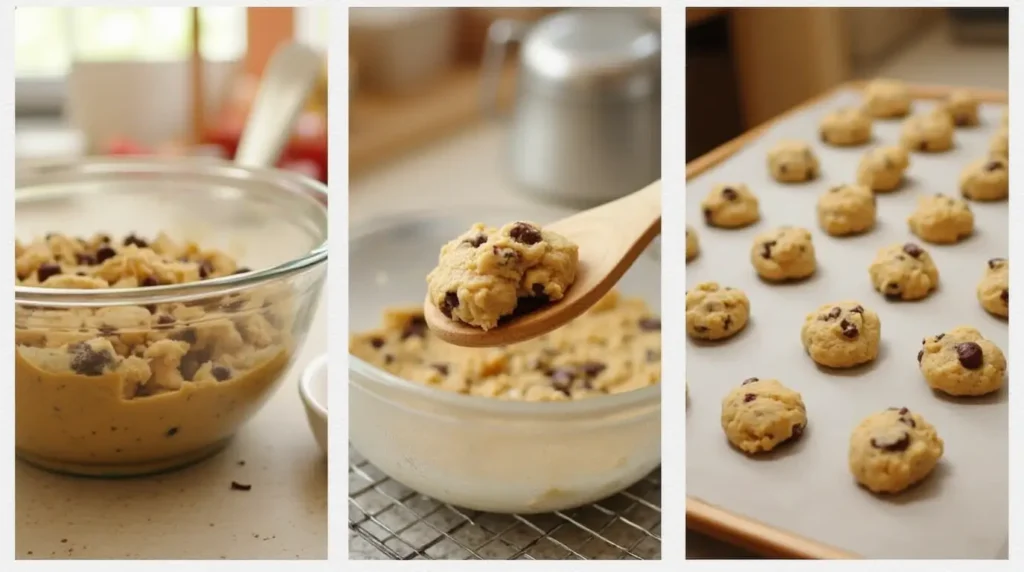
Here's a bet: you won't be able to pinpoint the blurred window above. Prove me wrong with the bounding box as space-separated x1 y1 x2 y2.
15 6 246 115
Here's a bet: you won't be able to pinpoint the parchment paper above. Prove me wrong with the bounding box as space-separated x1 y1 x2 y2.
685 89 1008 559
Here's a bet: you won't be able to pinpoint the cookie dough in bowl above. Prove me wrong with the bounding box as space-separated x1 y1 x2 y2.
349 207 661 513
15 159 329 476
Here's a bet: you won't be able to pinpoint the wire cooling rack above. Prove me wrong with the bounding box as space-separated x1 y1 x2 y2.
349 445 661 560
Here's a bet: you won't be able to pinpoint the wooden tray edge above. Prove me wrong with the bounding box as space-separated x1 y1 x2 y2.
684 79 1008 560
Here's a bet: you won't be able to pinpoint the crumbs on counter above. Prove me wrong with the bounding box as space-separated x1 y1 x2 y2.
230 481 252 491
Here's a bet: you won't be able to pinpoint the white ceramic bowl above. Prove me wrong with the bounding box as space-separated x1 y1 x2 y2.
300 354 328 455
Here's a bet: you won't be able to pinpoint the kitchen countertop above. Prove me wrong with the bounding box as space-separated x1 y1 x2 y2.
16 270 328 560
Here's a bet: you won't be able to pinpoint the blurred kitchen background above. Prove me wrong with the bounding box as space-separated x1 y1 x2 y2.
687 6 1009 162
349 6 661 219
15 6 329 182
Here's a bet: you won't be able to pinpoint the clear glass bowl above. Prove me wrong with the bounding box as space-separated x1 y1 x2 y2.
15 157 328 476
349 205 660 513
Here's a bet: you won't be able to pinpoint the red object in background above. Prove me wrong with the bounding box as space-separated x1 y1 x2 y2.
106 136 151 156
203 111 328 184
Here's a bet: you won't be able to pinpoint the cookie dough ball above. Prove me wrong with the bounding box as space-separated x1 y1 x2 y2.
701 184 759 229
907 194 974 244
937 90 980 127
800 301 881 368
820 107 872 146
869 243 939 301
918 326 1006 396
848 407 943 494
960 156 1008 201
750 227 816 282
721 378 806 454
900 111 954 153
990 126 1008 158
862 79 912 119
686 226 700 262
767 140 819 183
856 145 910 192
977 257 1008 319
817 184 876 236
685 282 750 341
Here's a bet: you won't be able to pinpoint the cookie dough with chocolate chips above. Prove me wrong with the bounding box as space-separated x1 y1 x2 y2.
701 183 760 229
750 226 816 282
907 193 974 244
937 89 980 127
817 183 877 236
685 282 750 341
869 242 940 301
862 79 912 119
426 221 578 330
960 156 1008 201
350 291 660 401
767 140 819 183
686 225 700 262
856 145 910 192
819 107 873 146
900 111 954 153
800 301 881 369
721 377 806 454
918 326 1006 396
848 407 944 494
977 258 1008 319
14 232 293 473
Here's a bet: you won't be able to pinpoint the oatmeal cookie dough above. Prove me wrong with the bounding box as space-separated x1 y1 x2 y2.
990 126 1008 158
350 290 660 401
750 226 816 282
817 184 877 236
848 407 943 494
856 145 910 192
862 79 912 119
14 232 293 472
907 194 974 244
426 221 578 330
800 301 881 369
918 326 1006 396
767 140 819 183
869 243 940 301
820 107 873 146
960 156 1008 201
685 282 750 341
686 226 700 262
721 378 806 454
937 89 980 127
977 258 1009 319
900 111 954 153
701 184 760 229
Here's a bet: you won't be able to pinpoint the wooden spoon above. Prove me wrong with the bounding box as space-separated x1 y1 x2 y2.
424 180 662 348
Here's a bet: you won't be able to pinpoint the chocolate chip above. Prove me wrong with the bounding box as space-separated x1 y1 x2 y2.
36 263 62 283
917 349 924 363
493 245 520 264
779 163 789 174
694 325 709 333
211 366 232 381
791 424 805 439
95 246 117 263
898 415 916 428
509 222 542 245
918 141 928 152
902 243 923 258
440 291 459 318
123 234 148 248
723 315 733 331
580 361 606 378
140 276 160 287
199 261 214 279
743 393 756 403
985 160 1004 172
850 305 864 314
369 337 385 349
827 307 841 320
233 267 252 275
761 240 776 260
988 258 1006 269
955 341 983 369
75 253 97 266
895 406 909 415
1001 289 1008 304
145 304 158 314
935 333 945 341
464 234 487 248
840 320 859 339
531 284 546 297
741 377 759 385
172 328 197 344
69 344 114 376
431 363 450 376
703 207 713 224
384 354 395 365
721 187 738 200
871 432 910 452
155 315 176 329
548 367 576 394
638 317 661 332
401 317 428 340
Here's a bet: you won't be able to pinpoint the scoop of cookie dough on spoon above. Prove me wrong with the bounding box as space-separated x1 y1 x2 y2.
424 181 661 348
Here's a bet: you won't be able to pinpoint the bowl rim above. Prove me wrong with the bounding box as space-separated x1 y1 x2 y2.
300 353 328 419
15 156 328 306
348 207 662 419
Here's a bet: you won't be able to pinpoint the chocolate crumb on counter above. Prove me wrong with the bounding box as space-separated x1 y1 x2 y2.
230 481 252 491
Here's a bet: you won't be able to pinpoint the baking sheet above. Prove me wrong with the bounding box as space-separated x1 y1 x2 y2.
685 88 1008 559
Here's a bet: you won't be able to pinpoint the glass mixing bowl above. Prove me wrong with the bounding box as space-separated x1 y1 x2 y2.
15 157 328 476
349 206 661 513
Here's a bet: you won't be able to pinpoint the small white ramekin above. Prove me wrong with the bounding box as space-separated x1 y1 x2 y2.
299 354 328 455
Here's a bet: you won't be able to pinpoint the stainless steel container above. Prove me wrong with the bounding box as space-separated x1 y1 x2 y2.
482 9 661 207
